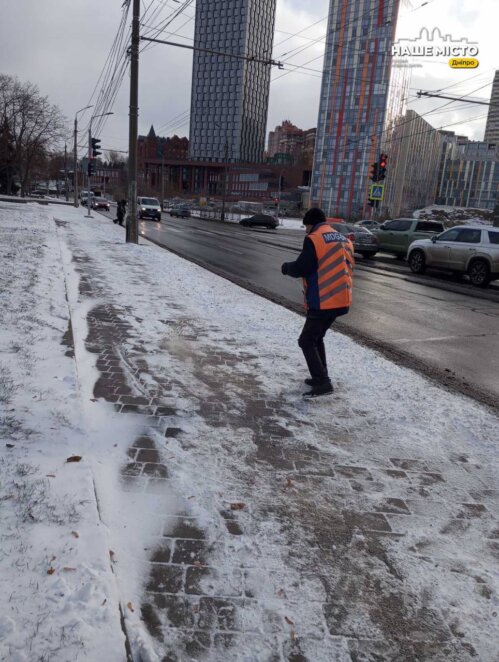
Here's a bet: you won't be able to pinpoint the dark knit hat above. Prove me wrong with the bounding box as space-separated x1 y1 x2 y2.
303 207 326 226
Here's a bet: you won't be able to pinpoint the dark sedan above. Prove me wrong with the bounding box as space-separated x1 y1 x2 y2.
92 198 111 211
239 214 278 230
328 222 379 258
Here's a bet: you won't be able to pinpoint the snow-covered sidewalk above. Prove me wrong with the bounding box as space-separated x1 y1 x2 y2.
1 201 498 662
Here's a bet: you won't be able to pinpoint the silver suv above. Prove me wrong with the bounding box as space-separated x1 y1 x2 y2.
408 225 499 287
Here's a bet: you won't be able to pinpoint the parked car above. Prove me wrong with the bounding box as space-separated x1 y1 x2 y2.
408 225 499 287
239 214 279 229
355 219 381 230
137 196 161 221
170 205 191 218
328 221 379 258
372 219 445 258
92 198 110 211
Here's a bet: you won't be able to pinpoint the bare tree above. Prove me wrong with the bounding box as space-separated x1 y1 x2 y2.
106 149 127 166
0 74 67 195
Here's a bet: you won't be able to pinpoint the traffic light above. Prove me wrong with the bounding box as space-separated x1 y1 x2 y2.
378 153 388 181
88 159 96 176
369 162 380 181
91 138 102 158
368 199 375 207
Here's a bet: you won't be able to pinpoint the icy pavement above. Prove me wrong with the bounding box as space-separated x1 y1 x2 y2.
0 201 498 662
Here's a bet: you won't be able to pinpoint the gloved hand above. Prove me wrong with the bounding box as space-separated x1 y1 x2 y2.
281 263 288 275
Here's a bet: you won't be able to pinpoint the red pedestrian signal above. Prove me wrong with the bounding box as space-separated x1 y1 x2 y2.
379 153 388 181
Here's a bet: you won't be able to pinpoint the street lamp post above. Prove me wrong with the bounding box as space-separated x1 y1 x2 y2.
74 105 93 207
86 112 114 218
221 140 229 223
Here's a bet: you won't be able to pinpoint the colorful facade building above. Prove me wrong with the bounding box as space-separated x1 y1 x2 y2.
311 0 409 218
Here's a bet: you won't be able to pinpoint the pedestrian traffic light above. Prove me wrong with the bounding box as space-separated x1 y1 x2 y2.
368 199 375 207
88 159 96 176
378 153 388 181
369 162 380 181
91 138 102 158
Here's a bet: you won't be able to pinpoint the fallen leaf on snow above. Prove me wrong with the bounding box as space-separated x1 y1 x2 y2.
276 588 285 597
187 495 195 500
90 398 97 402
109 550 116 563
193 560 206 568
66 455 82 463
46 474 56 478
285 616 294 625
127 601 134 612
285 478 294 489
71 531 79 538
101 598 107 606
63 567 77 572
230 502 245 510
47 567 55 575
5 443 15 448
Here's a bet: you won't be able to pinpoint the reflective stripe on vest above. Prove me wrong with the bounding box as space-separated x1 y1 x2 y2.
303 225 354 310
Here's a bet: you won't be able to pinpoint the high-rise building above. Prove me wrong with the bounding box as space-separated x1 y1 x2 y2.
484 70 499 145
436 135 499 210
383 110 443 217
311 0 409 218
189 0 276 164
267 121 316 166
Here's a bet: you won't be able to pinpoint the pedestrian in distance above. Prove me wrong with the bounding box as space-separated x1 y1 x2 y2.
281 207 355 399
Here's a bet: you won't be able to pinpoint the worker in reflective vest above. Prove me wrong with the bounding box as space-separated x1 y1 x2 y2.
281 207 354 398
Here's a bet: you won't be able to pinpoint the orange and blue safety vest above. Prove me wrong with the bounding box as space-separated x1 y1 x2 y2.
303 225 354 310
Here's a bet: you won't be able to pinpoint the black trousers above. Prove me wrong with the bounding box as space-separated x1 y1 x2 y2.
298 311 338 382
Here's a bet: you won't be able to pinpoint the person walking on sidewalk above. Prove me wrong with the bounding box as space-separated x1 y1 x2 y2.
281 207 355 398
114 199 126 226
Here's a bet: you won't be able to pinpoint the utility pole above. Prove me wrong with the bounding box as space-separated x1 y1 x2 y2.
276 170 282 225
86 127 92 218
64 143 69 202
126 0 140 243
161 155 165 209
74 117 78 206
221 140 228 222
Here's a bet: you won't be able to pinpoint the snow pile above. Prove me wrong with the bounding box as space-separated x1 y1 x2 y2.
0 204 126 661
413 204 494 226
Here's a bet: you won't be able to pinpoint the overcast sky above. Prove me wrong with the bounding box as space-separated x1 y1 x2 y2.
0 0 496 159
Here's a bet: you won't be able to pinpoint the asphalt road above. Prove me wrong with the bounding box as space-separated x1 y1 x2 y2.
99 209 499 409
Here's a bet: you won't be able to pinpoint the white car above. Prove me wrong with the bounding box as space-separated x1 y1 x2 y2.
137 196 161 221
408 225 499 287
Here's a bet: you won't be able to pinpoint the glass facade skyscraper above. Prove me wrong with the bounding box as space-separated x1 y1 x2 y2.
311 0 408 218
189 0 276 164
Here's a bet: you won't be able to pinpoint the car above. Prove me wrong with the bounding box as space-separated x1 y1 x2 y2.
372 218 445 258
170 206 191 218
327 221 379 258
239 214 278 229
137 196 161 221
92 198 110 211
408 225 499 287
355 219 381 230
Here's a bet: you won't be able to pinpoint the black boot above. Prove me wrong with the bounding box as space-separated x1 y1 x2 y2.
304 376 329 386
303 379 334 399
